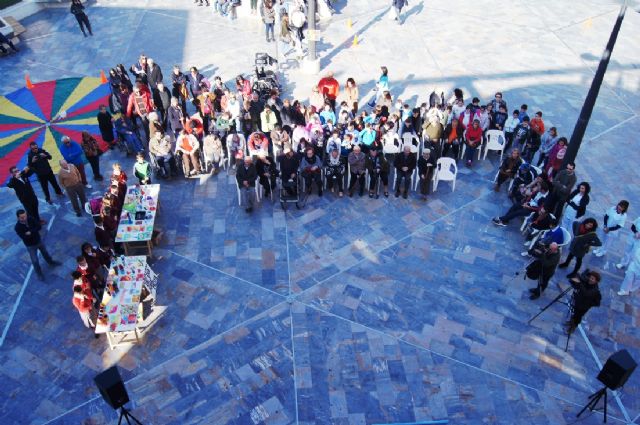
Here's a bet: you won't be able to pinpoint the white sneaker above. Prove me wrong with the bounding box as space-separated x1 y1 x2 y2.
594 250 605 257
85 184 92 189
617 290 629 296
521 251 530 257
615 263 625 270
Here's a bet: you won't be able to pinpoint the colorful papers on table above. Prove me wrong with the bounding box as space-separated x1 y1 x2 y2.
115 184 160 243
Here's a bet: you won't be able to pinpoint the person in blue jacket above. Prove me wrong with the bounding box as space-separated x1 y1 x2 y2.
59 136 91 188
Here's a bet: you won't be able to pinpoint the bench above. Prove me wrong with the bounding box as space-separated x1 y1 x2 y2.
0 16 24 51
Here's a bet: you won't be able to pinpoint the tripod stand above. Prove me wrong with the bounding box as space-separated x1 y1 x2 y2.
118 406 143 425
577 387 608 423
528 286 574 351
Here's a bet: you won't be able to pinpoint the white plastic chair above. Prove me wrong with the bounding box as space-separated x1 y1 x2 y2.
401 133 420 154
460 142 482 161
483 130 506 160
432 157 457 192
235 177 260 206
559 227 572 247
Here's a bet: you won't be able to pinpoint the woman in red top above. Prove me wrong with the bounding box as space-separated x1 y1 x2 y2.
545 137 567 178
464 119 483 167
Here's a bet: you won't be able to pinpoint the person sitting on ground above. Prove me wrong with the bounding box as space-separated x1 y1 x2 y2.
175 129 201 176
256 152 277 198
324 149 346 197
418 148 435 201
366 148 389 199
203 133 225 175
133 152 152 184
492 181 549 226
558 218 602 278
299 147 323 196
149 131 177 178
236 156 257 213
494 149 523 192
347 144 366 197
393 145 416 199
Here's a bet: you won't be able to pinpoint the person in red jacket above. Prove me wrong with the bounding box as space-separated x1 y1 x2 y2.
463 119 483 167
317 72 340 111
71 271 99 337
126 82 155 142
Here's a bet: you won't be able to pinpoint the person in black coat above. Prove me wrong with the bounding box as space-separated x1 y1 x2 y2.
70 0 92 37
393 146 416 198
417 148 436 200
146 59 163 91
565 270 602 334
14 209 60 280
27 142 63 204
7 165 43 223
526 242 561 299
153 82 172 126
559 218 602 277
236 156 258 212
255 153 278 198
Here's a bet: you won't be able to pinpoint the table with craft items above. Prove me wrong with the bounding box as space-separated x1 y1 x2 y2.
115 184 160 256
94 255 158 350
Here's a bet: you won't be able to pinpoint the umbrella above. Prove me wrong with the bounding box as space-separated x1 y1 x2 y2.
0 76 111 184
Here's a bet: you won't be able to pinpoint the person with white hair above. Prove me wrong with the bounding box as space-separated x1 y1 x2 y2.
417 149 435 201
237 156 257 213
146 58 163 91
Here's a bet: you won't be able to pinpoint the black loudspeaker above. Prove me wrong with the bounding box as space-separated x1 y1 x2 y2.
94 366 130 409
597 349 637 390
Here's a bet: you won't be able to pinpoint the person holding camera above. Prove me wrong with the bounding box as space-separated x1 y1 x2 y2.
565 270 602 334
559 218 602 278
526 242 561 300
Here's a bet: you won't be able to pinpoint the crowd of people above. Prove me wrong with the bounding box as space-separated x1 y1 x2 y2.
6 44 640 338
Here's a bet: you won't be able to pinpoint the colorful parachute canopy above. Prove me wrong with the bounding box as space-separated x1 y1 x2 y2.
0 77 111 184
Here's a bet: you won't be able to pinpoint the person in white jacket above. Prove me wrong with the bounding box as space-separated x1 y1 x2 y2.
616 216 640 270
618 243 640 296
225 93 242 134
594 200 629 257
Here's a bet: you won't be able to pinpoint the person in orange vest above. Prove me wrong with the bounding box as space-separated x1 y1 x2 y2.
175 129 202 176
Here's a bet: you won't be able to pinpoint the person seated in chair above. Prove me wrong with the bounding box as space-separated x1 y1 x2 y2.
227 132 246 168
300 147 323 196
256 152 278 198
366 148 389 198
278 146 300 197
417 148 436 201
509 163 538 204
236 156 257 213
175 129 201 176
495 149 523 192
393 145 416 199
324 148 346 197
203 133 225 175
493 181 549 226
149 131 177 178
348 144 366 197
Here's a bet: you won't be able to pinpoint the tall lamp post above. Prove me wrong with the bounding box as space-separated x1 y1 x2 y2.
562 4 627 167
304 0 321 74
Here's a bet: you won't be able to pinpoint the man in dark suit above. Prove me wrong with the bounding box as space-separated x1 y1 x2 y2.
393 146 416 199
7 165 43 223
27 142 64 204
14 209 60 280
236 156 257 213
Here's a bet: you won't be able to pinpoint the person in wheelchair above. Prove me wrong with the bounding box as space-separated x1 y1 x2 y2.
366 148 389 198
149 131 178 178
324 148 346 197
300 147 323 196
278 146 300 197
203 133 225 175
256 152 278 198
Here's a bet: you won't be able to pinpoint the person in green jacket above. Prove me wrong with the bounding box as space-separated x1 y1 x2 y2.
133 152 152 184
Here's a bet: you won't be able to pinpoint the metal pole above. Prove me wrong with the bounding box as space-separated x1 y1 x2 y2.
307 0 316 61
562 5 626 167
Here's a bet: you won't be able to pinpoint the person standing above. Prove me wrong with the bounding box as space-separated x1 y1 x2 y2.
237 156 257 213
133 152 152 184
593 200 629 258
561 182 590 233
617 216 640 271
70 0 93 37
618 243 640 296
7 165 43 223
71 271 99 338
97 105 115 149
60 136 91 188
392 0 409 24
565 270 602 334
81 131 104 181
57 160 87 217
549 162 577 218
558 218 602 278
261 0 276 42
14 209 61 280
27 142 64 204
126 82 155 143
527 242 561 300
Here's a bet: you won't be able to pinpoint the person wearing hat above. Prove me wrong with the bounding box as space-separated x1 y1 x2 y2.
417 148 436 201
237 156 257 212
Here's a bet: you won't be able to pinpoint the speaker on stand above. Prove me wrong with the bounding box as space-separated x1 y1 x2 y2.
94 366 143 425
577 349 637 423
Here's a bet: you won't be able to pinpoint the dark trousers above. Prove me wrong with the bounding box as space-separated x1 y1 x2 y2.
395 170 411 193
442 143 459 159
349 172 365 194
369 171 388 192
65 183 87 214
302 171 322 192
22 199 41 222
561 253 583 275
37 172 63 202
75 13 92 36
499 205 530 224
86 155 102 179
26 241 54 276
326 174 343 192
259 175 276 195
419 170 432 195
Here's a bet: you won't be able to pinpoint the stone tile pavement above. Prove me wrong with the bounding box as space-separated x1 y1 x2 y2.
0 0 639 424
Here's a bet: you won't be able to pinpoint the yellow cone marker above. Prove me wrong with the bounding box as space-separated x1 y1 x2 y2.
352 34 358 46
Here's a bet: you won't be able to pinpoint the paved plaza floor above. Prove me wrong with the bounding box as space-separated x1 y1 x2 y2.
1 0 640 424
